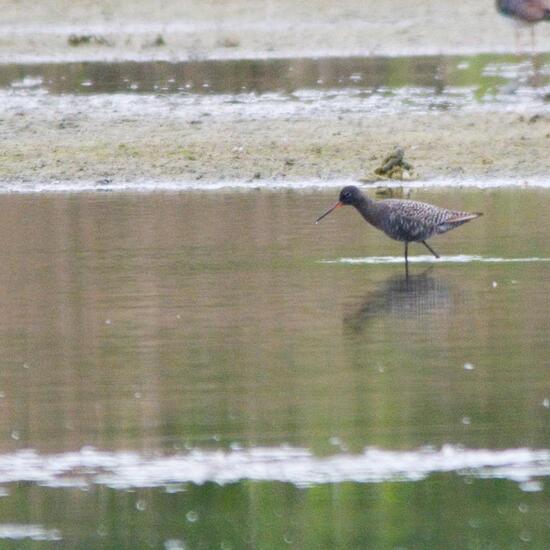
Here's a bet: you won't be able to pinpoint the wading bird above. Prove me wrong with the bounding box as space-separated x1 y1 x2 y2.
315 186 482 272
496 0 550 50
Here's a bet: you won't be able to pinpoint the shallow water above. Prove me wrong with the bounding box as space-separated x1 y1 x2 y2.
0 188 549 547
2 52 549 191
3 53 549 123
3 54 550 95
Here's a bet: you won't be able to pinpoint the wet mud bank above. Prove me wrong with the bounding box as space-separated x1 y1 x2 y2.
1 54 549 189
1 0 549 190
2 108 550 188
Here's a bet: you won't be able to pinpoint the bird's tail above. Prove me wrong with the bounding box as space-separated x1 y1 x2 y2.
447 212 483 223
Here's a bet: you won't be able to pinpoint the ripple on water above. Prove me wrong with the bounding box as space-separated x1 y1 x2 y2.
321 255 550 264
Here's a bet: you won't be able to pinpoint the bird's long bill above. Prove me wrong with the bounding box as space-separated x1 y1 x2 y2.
315 201 342 224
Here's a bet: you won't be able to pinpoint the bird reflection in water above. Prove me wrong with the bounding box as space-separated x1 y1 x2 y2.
344 270 452 332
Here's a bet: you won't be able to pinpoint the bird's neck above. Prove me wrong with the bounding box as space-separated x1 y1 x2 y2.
353 196 381 227
496 0 511 16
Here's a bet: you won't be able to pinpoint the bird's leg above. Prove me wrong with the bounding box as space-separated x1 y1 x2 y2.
422 240 440 259
404 242 409 278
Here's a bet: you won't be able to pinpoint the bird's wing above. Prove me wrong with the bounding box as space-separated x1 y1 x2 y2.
385 211 428 240
383 200 447 239
386 200 449 225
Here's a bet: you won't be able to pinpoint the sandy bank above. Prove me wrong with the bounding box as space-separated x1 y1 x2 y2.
2 103 549 187
0 1 548 189
2 0 550 63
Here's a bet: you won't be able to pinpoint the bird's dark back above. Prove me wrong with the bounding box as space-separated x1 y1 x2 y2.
497 0 550 21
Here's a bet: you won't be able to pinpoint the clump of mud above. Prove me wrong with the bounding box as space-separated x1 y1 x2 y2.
358 146 417 197
372 146 417 181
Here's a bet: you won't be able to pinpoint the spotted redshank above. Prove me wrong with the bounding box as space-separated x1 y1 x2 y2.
496 0 550 50
315 186 482 271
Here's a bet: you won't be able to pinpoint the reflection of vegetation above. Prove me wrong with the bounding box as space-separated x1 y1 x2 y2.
1 53 548 97
3 476 549 548
0 190 548 456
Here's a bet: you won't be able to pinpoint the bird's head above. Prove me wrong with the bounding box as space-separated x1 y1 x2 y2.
315 186 363 223
338 185 363 205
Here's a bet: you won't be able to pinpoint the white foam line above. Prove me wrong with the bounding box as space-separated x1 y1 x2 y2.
0 177 550 194
322 255 550 265
0 445 548 489
0 524 62 542
0 179 346 194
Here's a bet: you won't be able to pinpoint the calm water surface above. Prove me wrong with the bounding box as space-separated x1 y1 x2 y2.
3 53 549 124
0 189 548 547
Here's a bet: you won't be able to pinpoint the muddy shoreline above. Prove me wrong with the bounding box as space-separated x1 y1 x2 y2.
1 1 549 188
2 0 550 63
2 108 550 187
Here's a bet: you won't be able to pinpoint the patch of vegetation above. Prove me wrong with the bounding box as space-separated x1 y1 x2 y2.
217 37 240 48
153 34 166 47
181 148 197 161
68 34 111 47
372 146 417 181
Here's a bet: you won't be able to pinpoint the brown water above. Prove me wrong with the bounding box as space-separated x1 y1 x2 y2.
4 53 550 119
0 189 549 547
3 53 550 95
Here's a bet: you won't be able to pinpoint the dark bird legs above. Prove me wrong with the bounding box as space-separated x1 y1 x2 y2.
496 0 550 52
422 240 440 259
403 241 439 277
